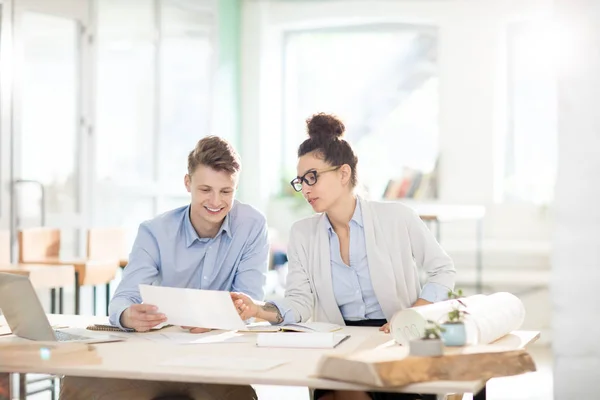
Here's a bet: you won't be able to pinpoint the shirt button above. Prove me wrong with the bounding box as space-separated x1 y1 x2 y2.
203 276 208 280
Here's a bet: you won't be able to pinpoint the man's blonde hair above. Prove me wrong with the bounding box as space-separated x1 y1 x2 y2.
187 136 241 175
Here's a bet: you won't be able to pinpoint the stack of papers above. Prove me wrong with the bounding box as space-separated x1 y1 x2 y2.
256 332 350 349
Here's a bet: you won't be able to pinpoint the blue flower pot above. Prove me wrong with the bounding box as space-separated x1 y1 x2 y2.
441 322 467 346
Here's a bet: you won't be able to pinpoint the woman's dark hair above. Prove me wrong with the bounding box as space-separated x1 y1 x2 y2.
298 112 358 188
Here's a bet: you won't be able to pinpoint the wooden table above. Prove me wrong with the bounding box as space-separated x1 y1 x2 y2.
0 264 75 314
20 259 119 315
0 314 539 399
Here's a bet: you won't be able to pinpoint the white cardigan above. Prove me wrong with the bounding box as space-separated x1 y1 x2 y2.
278 197 456 326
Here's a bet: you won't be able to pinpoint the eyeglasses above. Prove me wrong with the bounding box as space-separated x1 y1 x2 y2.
290 166 340 192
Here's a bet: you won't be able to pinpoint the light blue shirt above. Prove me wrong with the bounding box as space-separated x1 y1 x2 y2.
324 201 386 320
275 200 448 325
109 200 269 329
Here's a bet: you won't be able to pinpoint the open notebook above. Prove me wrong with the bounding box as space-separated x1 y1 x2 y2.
256 332 350 349
243 322 342 333
86 322 172 332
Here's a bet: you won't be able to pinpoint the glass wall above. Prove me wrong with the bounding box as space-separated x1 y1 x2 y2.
94 0 215 246
503 21 557 205
282 25 439 200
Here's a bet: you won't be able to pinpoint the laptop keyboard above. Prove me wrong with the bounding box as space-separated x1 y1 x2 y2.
54 330 92 342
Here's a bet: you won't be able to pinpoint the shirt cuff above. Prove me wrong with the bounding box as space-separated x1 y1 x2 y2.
267 300 297 326
419 282 451 303
109 302 135 331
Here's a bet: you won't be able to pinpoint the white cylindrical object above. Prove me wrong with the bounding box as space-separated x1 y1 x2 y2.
467 292 526 344
390 293 525 346
390 295 486 345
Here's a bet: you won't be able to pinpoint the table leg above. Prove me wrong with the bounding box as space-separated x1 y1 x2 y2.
59 287 64 314
473 384 487 400
93 286 97 316
50 288 56 314
19 373 25 400
476 218 484 293
105 282 111 316
74 272 80 315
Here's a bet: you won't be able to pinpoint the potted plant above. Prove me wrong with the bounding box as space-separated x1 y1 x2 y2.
441 289 469 346
409 320 445 357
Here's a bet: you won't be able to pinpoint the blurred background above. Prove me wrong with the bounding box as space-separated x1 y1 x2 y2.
0 0 596 399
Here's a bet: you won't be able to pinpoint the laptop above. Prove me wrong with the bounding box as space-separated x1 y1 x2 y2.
0 272 122 343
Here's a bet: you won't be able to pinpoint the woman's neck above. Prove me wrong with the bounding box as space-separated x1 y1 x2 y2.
326 193 357 233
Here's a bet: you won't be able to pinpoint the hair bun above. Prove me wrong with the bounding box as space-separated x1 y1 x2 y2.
306 113 345 141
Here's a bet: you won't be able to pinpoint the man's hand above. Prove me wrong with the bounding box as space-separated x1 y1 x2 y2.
120 304 167 332
379 322 390 334
412 298 433 308
231 292 260 320
181 326 211 334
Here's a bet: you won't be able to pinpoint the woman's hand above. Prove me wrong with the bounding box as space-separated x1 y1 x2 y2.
379 322 390 334
231 292 260 320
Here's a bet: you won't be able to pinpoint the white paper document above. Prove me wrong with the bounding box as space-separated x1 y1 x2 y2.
256 332 350 349
139 285 246 331
159 355 288 371
144 331 249 345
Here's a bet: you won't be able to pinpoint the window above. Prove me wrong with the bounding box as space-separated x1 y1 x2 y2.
503 22 557 204
159 0 214 193
282 25 440 200
94 0 215 230
96 0 155 185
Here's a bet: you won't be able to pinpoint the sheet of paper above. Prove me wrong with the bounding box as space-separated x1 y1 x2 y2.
159 355 288 371
143 331 249 345
0 324 11 337
256 332 350 349
139 285 246 331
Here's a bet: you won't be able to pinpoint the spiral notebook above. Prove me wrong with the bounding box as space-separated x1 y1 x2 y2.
86 323 172 332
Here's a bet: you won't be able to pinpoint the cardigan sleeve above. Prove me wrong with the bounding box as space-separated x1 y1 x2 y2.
406 208 456 300
271 222 315 323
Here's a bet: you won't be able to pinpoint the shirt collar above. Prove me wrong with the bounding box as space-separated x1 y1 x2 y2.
325 198 363 234
184 205 233 247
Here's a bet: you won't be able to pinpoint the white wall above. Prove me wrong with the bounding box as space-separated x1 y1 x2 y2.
553 0 600 397
239 0 554 268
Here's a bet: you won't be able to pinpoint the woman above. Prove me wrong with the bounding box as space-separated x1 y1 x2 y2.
232 113 455 400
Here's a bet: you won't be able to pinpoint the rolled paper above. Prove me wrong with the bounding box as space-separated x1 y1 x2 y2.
390 293 524 346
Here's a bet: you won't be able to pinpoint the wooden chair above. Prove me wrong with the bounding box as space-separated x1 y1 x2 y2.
87 228 128 314
1 229 74 313
1 229 74 400
18 228 119 315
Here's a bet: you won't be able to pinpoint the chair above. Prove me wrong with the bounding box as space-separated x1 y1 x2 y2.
18 227 119 315
2 229 74 313
1 229 73 400
87 228 128 314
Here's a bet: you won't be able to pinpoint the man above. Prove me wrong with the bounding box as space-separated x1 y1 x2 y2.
61 136 268 400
